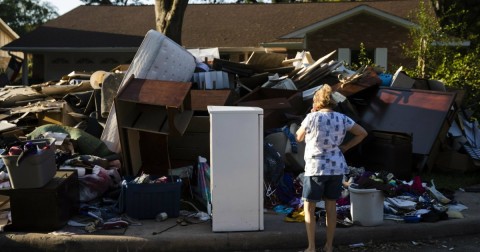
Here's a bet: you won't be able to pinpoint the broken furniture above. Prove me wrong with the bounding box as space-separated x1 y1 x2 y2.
212 58 258 77
356 87 457 172
361 130 413 180
235 87 306 130
238 72 270 95
115 77 193 176
168 116 210 167
245 51 294 75
0 170 79 232
101 29 196 154
190 89 235 111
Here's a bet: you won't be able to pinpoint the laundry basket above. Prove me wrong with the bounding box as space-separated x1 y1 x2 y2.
1 138 57 189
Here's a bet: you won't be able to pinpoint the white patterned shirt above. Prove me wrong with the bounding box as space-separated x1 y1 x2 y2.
300 111 355 176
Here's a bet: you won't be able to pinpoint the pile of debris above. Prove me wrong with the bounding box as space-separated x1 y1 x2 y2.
0 29 477 194
0 29 478 233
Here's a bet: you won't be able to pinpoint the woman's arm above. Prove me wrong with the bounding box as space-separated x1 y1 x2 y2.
296 125 306 142
339 123 367 153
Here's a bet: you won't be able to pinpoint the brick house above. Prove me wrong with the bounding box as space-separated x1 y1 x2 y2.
1 0 427 84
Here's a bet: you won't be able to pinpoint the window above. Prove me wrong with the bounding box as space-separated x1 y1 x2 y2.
338 48 388 70
338 48 351 65
351 48 375 66
100 58 119 64
220 53 230 61
51 58 69 64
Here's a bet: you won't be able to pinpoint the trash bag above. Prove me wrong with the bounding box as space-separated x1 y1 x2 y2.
264 142 284 187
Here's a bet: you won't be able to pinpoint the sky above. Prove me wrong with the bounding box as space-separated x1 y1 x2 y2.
44 0 156 15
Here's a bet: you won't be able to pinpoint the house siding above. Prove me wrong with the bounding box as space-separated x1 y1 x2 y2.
0 22 21 70
306 13 415 71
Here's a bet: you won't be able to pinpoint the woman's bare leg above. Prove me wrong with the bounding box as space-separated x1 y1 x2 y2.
304 201 317 252
323 199 337 252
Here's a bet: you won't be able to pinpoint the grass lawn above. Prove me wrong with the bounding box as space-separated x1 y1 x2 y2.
416 168 480 191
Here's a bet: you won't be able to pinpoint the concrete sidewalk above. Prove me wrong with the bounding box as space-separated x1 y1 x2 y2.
0 190 479 252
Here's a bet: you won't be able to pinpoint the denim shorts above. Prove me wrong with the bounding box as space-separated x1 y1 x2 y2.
302 175 343 202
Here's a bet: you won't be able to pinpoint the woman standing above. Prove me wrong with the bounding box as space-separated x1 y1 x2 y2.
296 84 367 252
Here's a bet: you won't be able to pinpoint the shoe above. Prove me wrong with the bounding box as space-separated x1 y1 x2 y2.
336 217 353 228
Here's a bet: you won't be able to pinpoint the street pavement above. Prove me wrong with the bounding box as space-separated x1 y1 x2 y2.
0 190 479 252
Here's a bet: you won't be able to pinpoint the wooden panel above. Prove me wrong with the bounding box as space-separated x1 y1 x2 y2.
237 97 291 110
115 78 194 175
190 90 232 111
234 87 299 104
139 132 170 176
332 80 378 98
117 78 191 108
357 87 456 155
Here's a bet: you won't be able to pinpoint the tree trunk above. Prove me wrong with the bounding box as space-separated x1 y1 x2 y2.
418 37 427 78
154 0 189 44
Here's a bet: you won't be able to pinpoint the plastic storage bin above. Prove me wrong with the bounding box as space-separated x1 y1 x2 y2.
378 73 393 86
123 177 182 219
1 138 57 189
348 185 384 226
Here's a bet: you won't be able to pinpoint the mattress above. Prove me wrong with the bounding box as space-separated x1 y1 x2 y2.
100 30 196 153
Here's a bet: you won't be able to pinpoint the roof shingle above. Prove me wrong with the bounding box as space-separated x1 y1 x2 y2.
3 1 423 51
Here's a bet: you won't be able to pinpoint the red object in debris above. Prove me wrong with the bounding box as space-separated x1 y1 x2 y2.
8 146 23 156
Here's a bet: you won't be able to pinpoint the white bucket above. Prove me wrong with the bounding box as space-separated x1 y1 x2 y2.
348 185 384 226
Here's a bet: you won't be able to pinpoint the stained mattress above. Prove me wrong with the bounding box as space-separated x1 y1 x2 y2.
101 30 196 153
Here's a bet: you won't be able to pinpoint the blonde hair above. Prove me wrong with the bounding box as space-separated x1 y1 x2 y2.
312 84 337 111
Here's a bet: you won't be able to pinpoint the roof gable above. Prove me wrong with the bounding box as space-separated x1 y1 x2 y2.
182 1 422 48
2 1 424 52
281 4 417 39
0 18 19 39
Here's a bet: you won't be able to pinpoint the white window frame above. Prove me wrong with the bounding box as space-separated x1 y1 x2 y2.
374 48 388 71
337 48 351 65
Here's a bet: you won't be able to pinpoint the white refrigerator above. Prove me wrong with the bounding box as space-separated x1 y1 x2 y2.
208 106 264 232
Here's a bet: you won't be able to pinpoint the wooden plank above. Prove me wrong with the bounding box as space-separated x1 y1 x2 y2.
133 109 168 133
0 195 9 210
